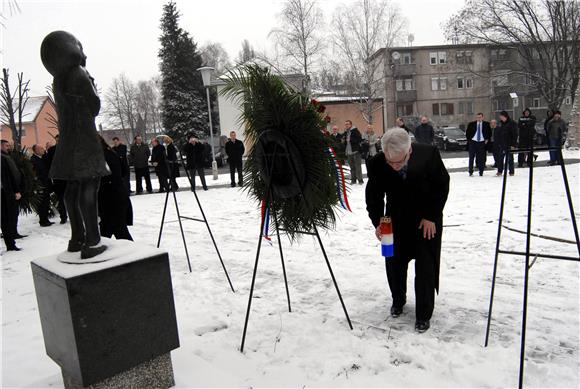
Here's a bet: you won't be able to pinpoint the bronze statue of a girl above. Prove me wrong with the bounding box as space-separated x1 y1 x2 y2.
41 31 109 259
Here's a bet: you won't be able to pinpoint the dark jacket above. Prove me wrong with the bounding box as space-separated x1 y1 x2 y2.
112 143 129 178
225 139 245 164
1 152 21 195
129 143 151 169
151 144 167 168
414 123 435 145
496 118 518 149
546 118 567 140
99 148 133 230
343 127 363 153
365 144 449 290
518 110 536 147
466 120 492 142
31 154 51 186
50 66 109 180
183 142 205 169
166 143 180 177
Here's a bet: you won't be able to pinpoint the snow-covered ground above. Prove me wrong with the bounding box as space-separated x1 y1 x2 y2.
2 151 579 388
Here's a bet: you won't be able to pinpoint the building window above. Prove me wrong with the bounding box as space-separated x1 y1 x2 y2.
532 98 541 108
564 96 572 105
457 78 464 89
466 78 473 88
440 103 454 115
466 101 474 114
396 78 414 91
397 104 413 116
431 77 447 91
524 73 537 86
430 52 437 65
401 52 412 64
20 128 26 137
432 103 439 116
430 51 447 65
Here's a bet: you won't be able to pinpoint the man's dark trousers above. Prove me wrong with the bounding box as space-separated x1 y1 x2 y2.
230 160 243 186
468 141 486 175
135 167 152 193
385 241 436 322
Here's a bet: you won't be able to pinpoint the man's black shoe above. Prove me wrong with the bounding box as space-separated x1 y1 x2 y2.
15 234 27 239
7 246 21 251
390 305 403 318
60 218 67 224
203 186 208 191
415 320 430 333
231 183 236 188
81 244 107 259
67 240 83 253
40 221 54 227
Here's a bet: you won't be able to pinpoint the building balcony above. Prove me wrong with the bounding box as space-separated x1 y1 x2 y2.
396 90 417 103
393 63 416 77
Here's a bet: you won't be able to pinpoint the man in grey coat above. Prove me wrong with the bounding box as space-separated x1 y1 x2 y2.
130 135 152 194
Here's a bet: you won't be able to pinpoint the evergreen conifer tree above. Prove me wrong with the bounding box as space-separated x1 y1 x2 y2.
158 1 207 141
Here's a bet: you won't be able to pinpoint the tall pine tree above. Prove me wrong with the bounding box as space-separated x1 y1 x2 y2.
159 1 207 141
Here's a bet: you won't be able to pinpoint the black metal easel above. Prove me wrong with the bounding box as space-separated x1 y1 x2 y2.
484 143 580 388
240 142 353 352
157 157 235 293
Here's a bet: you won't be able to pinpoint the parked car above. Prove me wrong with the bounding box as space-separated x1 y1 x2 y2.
434 127 468 151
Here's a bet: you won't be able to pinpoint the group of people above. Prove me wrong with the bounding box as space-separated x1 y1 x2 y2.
127 130 246 194
465 108 567 177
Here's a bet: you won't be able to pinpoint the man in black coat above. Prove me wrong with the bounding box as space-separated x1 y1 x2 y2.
366 128 449 333
150 138 169 193
129 135 153 194
414 116 435 145
1 140 22 251
465 112 491 176
517 108 537 167
343 119 364 184
495 111 518 176
183 134 207 191
30 144 54 227
225 131 245 188
112 137 131 193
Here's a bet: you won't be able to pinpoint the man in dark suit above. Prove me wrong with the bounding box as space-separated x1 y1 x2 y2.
183 134 208 191
466 112 491 176
31 144 54 227
112 137 131 194
366 128 449 333
150 138 169 193
225 131 245 188
1 140 23 251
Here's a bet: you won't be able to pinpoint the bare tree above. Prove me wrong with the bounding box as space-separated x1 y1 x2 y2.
1 68 30 150
135 77 162 137
237 39 256 64
332 0 407 124
444 0 580 111
200 41 232 75
104 73 138 143
269 0 324 93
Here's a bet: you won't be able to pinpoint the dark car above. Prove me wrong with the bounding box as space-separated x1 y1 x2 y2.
434 127 468 151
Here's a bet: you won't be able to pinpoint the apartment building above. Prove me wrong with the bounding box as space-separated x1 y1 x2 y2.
372 43 574 131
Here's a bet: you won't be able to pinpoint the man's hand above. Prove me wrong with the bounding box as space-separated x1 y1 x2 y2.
152 162 158 167
418 219 436 240
15 192 21 200
375 225 382 241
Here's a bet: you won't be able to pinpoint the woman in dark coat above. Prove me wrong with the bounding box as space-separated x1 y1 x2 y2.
98 137 133 241
164 136 180 191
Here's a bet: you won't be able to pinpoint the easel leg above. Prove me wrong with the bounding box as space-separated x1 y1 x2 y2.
518 146 535 389
172 189 192 273
558 148 580 256
312 225 353 330
157 189 171 248
485 150 510 346
273 210 291 312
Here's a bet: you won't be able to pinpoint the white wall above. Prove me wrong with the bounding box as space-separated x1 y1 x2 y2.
216 84 244 140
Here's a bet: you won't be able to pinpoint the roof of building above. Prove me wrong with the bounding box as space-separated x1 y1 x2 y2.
370 42 491 62
0 96 53 125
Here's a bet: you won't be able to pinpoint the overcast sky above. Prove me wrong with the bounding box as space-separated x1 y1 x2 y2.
1 0 465 96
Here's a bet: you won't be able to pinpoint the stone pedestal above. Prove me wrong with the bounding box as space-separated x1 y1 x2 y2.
31 239 180 388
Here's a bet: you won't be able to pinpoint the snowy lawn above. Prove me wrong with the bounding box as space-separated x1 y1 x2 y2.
2 151 579 388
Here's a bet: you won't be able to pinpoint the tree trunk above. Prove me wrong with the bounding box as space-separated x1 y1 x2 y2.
568 86 580 149
2 69 19 149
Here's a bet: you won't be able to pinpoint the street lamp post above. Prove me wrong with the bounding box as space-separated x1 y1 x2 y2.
197 66 218 180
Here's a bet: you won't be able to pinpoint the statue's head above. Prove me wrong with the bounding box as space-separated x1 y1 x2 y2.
40 31 86 77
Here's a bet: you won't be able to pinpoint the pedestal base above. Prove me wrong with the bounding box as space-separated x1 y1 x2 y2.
32 238 179 387
62 353 175 389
